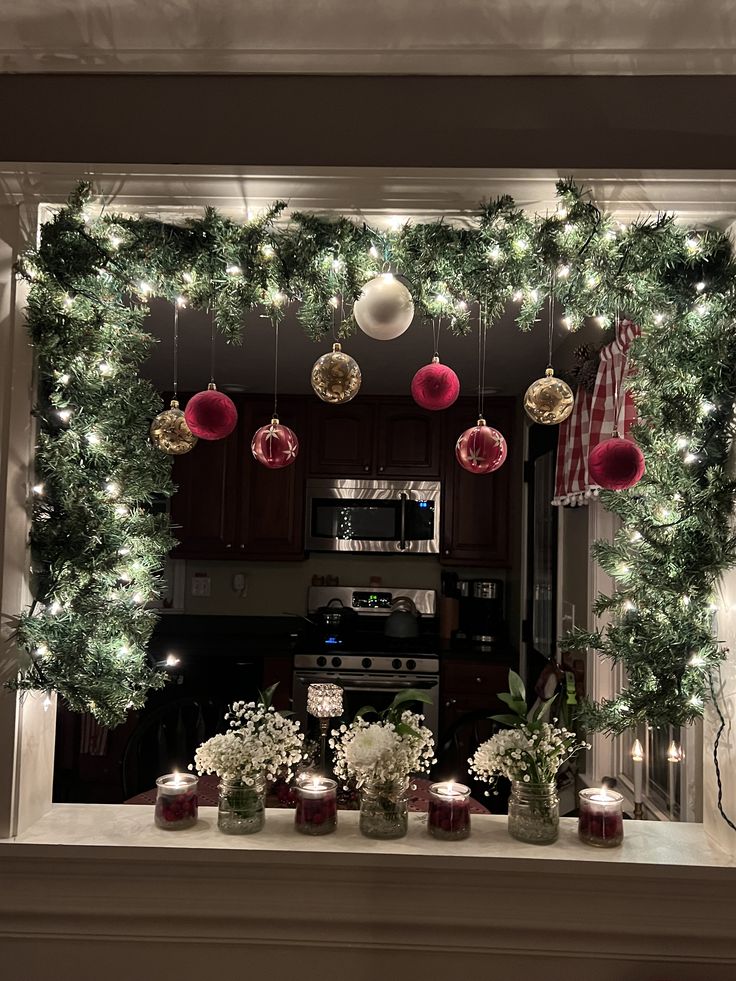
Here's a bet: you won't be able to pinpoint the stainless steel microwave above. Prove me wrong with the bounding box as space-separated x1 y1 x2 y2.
305 478 441 553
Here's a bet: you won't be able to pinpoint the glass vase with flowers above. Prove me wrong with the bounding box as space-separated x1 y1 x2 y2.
470 670 589 845
193 684 306 835
330 691 436 840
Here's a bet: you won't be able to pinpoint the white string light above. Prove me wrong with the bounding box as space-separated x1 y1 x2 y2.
261 243 275 259
226 265 242 276
32 483 45 495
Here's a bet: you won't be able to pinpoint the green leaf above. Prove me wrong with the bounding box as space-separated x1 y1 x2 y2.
354 705 378 719
497 692 528 716
490 713 524 727
258 682 280 710
507 670 526 702
395 722 420 738
389 689 433 709
529 694 557 722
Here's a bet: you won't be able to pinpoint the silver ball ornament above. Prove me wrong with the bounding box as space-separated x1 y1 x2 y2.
353 273 414 341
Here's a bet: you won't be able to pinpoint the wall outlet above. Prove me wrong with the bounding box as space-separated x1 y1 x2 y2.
191 573 211 597
232 573 247 597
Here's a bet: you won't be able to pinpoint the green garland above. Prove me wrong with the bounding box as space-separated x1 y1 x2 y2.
14 180 736 730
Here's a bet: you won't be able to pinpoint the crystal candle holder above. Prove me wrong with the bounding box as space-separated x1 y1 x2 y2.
428 781 471 840
295 775 338 836
307 683 343 718
154 772 198 830
578 788 624 848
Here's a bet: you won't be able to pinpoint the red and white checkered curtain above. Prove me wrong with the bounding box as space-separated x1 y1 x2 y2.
553 319 641 506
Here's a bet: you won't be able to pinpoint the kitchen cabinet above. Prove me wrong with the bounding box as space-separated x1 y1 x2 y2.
440 398 516 566
308 398 439 477
171 394 306 560
308 401 375 476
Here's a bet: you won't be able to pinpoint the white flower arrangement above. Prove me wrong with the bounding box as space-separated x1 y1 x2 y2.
193 694 305 786
468 669 589 790
331 699 436 789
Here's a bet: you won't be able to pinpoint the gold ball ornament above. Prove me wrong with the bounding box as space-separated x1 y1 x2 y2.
150 399 198 455
524 368 575 426
311 342 362 404
353 273 414 340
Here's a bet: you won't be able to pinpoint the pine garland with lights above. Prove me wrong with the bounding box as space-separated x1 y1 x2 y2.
14 179 736 732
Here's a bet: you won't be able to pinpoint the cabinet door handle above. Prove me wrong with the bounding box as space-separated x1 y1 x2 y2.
363 465 370 472
445 698 457 707
378 466 385 473
476 677 482 684
226 544 232 549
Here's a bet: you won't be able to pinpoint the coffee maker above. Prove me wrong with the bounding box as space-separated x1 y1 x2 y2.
456 578 505 648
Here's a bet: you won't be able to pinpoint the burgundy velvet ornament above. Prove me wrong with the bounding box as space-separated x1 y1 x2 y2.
411 357 461 411
184 384 238 441
455 418 507 474
251 416 299 469
588 435 645 491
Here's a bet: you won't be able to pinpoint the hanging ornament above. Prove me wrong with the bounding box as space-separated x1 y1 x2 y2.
455 418 508 474
184 305 238 441
184 384 237 441
411 320 460 410
524 274 575 426
589 434 645 491
354 272 414 340
456 299 507 473
252 319 299 468
251 416 300 469
311 342 362 404
150 302 197 454
524 367 574 425
150 398 198 455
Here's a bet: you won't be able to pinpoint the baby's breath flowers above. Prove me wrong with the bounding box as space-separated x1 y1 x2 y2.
470 722 588 789
331 708 436 789
193 695 305 786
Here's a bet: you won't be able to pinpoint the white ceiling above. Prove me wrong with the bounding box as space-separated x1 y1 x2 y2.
2 1 736 75
141 297 582 398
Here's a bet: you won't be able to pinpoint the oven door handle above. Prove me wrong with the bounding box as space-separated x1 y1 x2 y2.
398 491 408 551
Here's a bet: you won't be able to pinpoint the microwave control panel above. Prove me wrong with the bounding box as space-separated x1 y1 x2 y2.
351 591 393 610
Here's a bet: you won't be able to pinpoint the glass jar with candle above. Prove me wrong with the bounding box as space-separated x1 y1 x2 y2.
578 788 625 847
154 772 199 830
295 776 338 835
359 778 410 839
217 777 266 835
508 781 559 844
427 781 471 841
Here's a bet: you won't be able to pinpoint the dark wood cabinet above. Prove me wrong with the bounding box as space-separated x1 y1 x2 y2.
375 401 440 477
440 398 515 566
307 401 375 476
170 394 306 560
170 420 240 559
307 398 439 478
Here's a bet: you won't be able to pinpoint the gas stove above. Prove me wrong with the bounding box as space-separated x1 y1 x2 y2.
294 652 438 673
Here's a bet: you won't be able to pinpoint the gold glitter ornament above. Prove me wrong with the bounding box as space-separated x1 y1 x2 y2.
524 368 575 426
311 342 362 404
150 398 198 455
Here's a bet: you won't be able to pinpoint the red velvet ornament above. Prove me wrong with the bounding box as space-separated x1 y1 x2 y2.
588 435 645 491
455 418 507 474
251 416 299 469
411 357 461 411
184 384 238 441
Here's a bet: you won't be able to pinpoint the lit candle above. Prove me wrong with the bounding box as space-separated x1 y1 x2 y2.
154 770 199 830
294 775 338 836
428 781 471 841
631 738 644 806
667 740 684 763
578 787 624 848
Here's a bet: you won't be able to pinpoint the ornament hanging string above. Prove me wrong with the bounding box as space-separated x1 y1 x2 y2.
547 272 555 370
612 304 622 437
432 317 441 360
172 302 180 399
209 306 216 387
273 318 280 417
477 297 489 420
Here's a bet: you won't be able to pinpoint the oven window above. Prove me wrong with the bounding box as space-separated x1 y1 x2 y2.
311 499 401 541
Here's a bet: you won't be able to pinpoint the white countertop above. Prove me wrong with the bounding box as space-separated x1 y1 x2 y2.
3 804 733 877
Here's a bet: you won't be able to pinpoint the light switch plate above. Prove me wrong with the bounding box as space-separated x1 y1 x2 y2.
191 573 211 597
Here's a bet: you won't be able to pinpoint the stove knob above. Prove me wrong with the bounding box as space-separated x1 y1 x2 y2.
362 657 372 669
406 659 417 671
316 656 327 667
392 658 402 670
331 656 342 668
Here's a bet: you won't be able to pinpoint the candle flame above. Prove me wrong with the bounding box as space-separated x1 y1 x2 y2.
172 769 182 787
631 739 644 762
667 741 684 763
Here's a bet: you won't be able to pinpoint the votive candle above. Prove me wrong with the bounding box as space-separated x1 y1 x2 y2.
428 781 471 841
154 771 199 830
295 776 338 836
578 787 624 848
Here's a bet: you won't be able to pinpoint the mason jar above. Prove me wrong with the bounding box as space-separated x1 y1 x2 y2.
217 777 266 835
358 779 410 840
508 780 559 844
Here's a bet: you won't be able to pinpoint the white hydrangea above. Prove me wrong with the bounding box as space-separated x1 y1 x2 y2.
469 722 589 788
330 710 435 789
194 702 305 784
